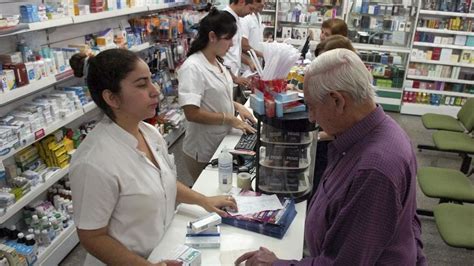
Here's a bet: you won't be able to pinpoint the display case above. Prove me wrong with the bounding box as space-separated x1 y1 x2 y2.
400 0 474 116
255 111 317 202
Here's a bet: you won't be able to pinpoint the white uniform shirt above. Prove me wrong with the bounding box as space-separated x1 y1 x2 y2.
69 116 177 265
178 51 234 163
223 6 242 76
241 12 264 52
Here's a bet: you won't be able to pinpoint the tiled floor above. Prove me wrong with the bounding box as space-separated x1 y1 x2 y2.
60 111 474 265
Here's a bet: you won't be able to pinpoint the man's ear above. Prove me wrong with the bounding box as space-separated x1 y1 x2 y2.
102 89 120 110
328 91 346 114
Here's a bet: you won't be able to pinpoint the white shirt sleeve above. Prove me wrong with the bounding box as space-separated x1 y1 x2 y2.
70 161 119 230
240 15 251 39
178 63 204 107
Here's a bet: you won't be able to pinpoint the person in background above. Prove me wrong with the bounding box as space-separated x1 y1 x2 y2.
69 49 237 266
178 9 256 181
320 18 348 42
223 0 256 87
235 49 427 265
240 0 266 58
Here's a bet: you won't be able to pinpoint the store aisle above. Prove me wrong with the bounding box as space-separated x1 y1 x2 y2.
60 112 474 266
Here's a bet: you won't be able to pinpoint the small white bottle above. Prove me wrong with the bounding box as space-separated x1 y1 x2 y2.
218 148 233 192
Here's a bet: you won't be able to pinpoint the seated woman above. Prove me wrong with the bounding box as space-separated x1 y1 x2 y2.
69 49 237 265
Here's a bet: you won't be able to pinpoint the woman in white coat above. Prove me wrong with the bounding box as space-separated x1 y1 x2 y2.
69 48 237 265
178 8 256 181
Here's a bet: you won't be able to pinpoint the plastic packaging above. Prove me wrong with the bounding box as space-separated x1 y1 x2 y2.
218 148 233 192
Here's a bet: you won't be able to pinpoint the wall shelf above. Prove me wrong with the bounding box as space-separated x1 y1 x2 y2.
400 102 461 116
406 75 474 85
404 88 474 98
416 27 474 36
37 225 79 266
413 42 474 50
0 167 69 224
419 10 474 18
409 59 474 68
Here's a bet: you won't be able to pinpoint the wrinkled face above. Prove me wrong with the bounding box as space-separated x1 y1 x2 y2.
304 79 339 136
320 27 332 41
115 60 160 121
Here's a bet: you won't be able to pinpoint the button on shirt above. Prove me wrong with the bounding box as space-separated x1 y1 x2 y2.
178 51 234 163
69 116 177 265
275 106 427 265
241 12 264 52
223 6 242 76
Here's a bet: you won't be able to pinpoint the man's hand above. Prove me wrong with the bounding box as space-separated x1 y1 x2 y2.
234 76 251 87
234 247 278 265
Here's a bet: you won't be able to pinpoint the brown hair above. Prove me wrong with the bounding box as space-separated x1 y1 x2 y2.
314 35 355 57
69 53 88 78
321 18 348 37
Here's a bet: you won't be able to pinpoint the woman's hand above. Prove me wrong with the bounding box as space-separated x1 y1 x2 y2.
228 116 257 134
200 195 238 217
234 247 278 266
234 103 257 124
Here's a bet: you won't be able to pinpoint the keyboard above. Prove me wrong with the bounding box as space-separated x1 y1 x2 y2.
235 133 257 151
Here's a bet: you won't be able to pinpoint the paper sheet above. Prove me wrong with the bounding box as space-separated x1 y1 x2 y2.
229 194 284 216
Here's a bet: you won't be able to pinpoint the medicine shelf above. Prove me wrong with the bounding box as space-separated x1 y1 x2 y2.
406 75 474 85
83 102 98 113
413 42 474 50
409 59 474 68
262 9 276 12
72 6 149 24
0 2 190 38
0 167 69 224
400 102 461 116
419 10 474 18
37 224 79 266
0 72 74 106
0 108 86 162
129 42 152 52
404 88 474 98
416 27 474 36
375 96 402 105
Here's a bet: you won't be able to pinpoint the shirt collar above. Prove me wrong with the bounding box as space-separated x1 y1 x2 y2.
331 105 386 154
196 51 224 73
102 115 150 150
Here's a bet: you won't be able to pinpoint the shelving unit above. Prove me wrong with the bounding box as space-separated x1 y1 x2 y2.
401 2 474 116
0 1 191 264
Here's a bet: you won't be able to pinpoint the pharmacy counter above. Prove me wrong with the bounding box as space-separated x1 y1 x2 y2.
148 129 307 265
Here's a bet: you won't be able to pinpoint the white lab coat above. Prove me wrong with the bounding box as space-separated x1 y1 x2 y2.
223 6 242 76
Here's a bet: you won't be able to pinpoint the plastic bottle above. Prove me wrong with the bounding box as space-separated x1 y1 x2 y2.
17 233 26 244
218 148 233 192
41 229 51 246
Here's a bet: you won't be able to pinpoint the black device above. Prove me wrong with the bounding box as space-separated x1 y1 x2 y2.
234 133 258 151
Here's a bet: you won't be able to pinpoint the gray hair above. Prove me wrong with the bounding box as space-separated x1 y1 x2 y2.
304 48 375 104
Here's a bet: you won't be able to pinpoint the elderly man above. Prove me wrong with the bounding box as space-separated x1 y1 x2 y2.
236 49 427 265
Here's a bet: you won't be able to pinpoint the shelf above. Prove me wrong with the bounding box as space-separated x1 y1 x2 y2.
37 224 79 266
406 75 474 85
264 26 275 29
409 59 474 68
404 88 474 98
0 108 84 162
0 167 69 224
1 2 190 38
72 6 149 24
83 102 98 113
0 76 56 106
262 9 276 12
375 96 402 105
416 27 474 36
374 87 403 92
129 42 152 52
400 102 461 116
419 10 474 18
413 42 474 50
352 43 411 53
260 160 310 170
163 121 186 148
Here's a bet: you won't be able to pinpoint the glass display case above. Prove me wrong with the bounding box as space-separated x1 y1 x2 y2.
255 111 318 202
